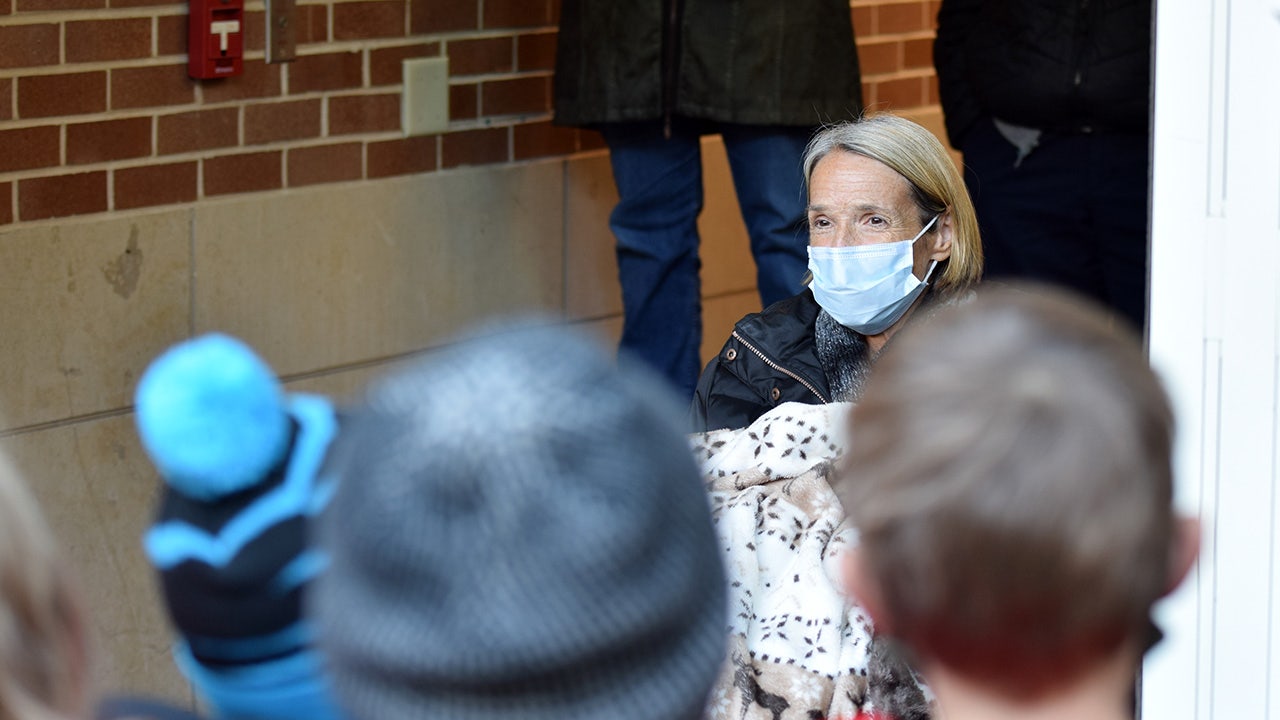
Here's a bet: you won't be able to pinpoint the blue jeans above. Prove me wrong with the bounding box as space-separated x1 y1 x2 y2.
601 120 812 397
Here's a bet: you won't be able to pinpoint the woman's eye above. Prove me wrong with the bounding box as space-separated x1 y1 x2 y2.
867 216 886 227
811 217 832 229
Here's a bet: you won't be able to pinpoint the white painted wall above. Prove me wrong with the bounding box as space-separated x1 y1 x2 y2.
1142 1 1280 717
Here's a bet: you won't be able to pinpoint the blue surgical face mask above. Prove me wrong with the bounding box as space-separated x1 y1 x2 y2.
807 215 940 335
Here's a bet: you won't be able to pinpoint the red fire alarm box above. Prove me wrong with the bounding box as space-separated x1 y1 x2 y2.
189 0 244 79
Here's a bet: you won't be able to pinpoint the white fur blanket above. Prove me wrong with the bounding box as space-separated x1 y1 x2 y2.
692 402 930 720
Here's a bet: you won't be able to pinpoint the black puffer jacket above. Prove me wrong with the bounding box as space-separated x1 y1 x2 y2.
933 0 1153 147
554 0 862 128
690 291 832 433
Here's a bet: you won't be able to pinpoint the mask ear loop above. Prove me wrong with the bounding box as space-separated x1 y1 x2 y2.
909 214 941 244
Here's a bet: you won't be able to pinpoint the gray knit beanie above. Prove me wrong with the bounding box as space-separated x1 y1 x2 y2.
311 323 727 720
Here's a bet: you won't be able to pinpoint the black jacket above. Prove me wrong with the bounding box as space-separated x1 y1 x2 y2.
933 0 1153 147
554 0 862 128
690 291 832 433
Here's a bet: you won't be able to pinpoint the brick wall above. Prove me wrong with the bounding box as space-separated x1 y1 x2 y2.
0 0 941 228
853 0 942 112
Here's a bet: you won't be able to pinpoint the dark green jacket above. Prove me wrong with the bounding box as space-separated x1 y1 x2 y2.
554 0 862 128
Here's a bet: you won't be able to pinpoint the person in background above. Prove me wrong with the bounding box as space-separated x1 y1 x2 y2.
0 450 90 720
0 445 201 720
934 0 1152 331
311 323 727 720
554 0 862 397
691 115 983 432
839 286 1198 720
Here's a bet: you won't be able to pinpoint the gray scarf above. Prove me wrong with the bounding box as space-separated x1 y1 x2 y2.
815 290 971 402
814 309 874 402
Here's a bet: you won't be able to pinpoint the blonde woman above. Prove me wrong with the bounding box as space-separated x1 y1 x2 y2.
691 114 984 431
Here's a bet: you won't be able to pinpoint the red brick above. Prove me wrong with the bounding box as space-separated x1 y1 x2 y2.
857 39 900 76
852 6 874 37
481 75 550 116
0 183 11 226
289 51 363 94
334 0 405 40
410 0 475 34
483 0 553 29
367 135 436 178
287 142 362 187
447 36 512 76
927 74 940 105
861 81 875 108
877 2 928 34
903 37 933 70
875 76 926 109
0 24 58 69
244 98 321 144
441 126 506 168
0 126 60 172
204 150 283 196
65 18 151 63
115 161 198 210
579 129 606 152
0 0 10 15
19 171 108 221
297 4 331 44
0 79 10 120
157 14 187 55
243 10 266 52
516 31 556 71
112 64 195 110
449 82 477 120
201 60 283 102
514 120 575 160
66 117 153 164
18 72 106 118
329 93 400 135
17 0 101 11
158 107 239 154
929 1 942 28
370 42 440 86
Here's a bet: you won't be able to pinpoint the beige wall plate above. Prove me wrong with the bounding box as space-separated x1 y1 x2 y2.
402 57 449 136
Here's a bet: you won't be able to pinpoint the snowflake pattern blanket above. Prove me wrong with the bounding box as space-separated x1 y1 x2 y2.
692 402 931 720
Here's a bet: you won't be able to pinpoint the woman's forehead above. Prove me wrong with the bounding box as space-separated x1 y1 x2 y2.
808 150 914 210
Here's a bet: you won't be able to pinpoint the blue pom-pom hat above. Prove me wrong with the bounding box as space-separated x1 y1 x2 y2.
135 334 292 500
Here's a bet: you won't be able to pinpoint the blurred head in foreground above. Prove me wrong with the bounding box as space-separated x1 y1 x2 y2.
840 286 1198 715
0 451 89 720
312 323 727 720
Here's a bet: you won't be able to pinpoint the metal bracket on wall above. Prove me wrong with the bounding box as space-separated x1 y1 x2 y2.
265 0 297 64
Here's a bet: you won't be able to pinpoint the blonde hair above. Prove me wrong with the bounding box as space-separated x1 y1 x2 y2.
803 114 983 296
841 285 1174 697
0 451 89 720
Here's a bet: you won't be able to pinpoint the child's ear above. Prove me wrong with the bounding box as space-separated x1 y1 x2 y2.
843 546 893 635
1164 515 1201 596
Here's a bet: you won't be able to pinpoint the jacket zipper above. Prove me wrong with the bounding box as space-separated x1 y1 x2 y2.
661 0 680 139
732 330 830 404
